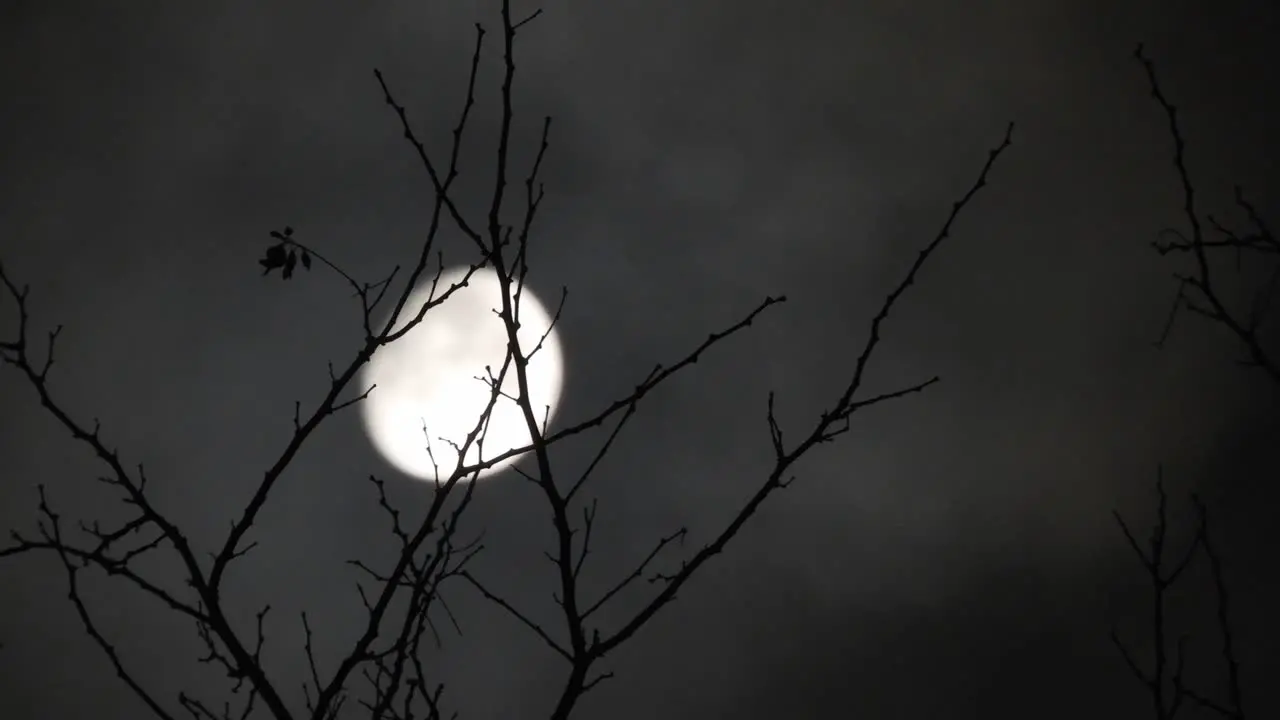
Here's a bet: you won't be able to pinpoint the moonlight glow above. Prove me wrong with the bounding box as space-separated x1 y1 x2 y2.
359 267 565 481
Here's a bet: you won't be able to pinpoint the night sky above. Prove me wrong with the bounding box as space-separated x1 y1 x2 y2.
2 1 1277 719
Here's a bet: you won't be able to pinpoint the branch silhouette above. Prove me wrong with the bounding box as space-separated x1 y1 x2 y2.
1111 474 1247 720
1 3 1014 719
1113 44 1260 720
1137 43 1279 383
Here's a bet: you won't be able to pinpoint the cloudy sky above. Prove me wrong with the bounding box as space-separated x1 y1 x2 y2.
1 1 1277 718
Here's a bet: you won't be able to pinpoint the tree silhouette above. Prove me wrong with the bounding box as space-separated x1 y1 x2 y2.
0 4 1014 719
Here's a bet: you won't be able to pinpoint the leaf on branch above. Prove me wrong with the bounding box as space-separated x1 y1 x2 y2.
259 231 312 280
259 243 288 275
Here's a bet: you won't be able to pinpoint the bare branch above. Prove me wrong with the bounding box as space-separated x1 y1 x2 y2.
1136 43 1279 384
589 121 1015 663
37 489 180 720
459 571 571 661
1192 495 1246 719
3 6 1020 720
581 527 686 619
0 263 294 718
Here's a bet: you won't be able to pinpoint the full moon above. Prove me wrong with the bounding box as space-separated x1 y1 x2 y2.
359 267 565 481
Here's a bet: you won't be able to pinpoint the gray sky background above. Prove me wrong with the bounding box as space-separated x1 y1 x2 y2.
1 1 1277 718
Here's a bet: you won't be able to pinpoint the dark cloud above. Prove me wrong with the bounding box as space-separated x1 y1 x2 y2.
2 1 1276 718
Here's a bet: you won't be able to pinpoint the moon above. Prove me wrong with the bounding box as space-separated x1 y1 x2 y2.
359 267 565 481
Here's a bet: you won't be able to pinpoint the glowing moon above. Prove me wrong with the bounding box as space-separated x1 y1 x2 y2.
359 267 565 481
